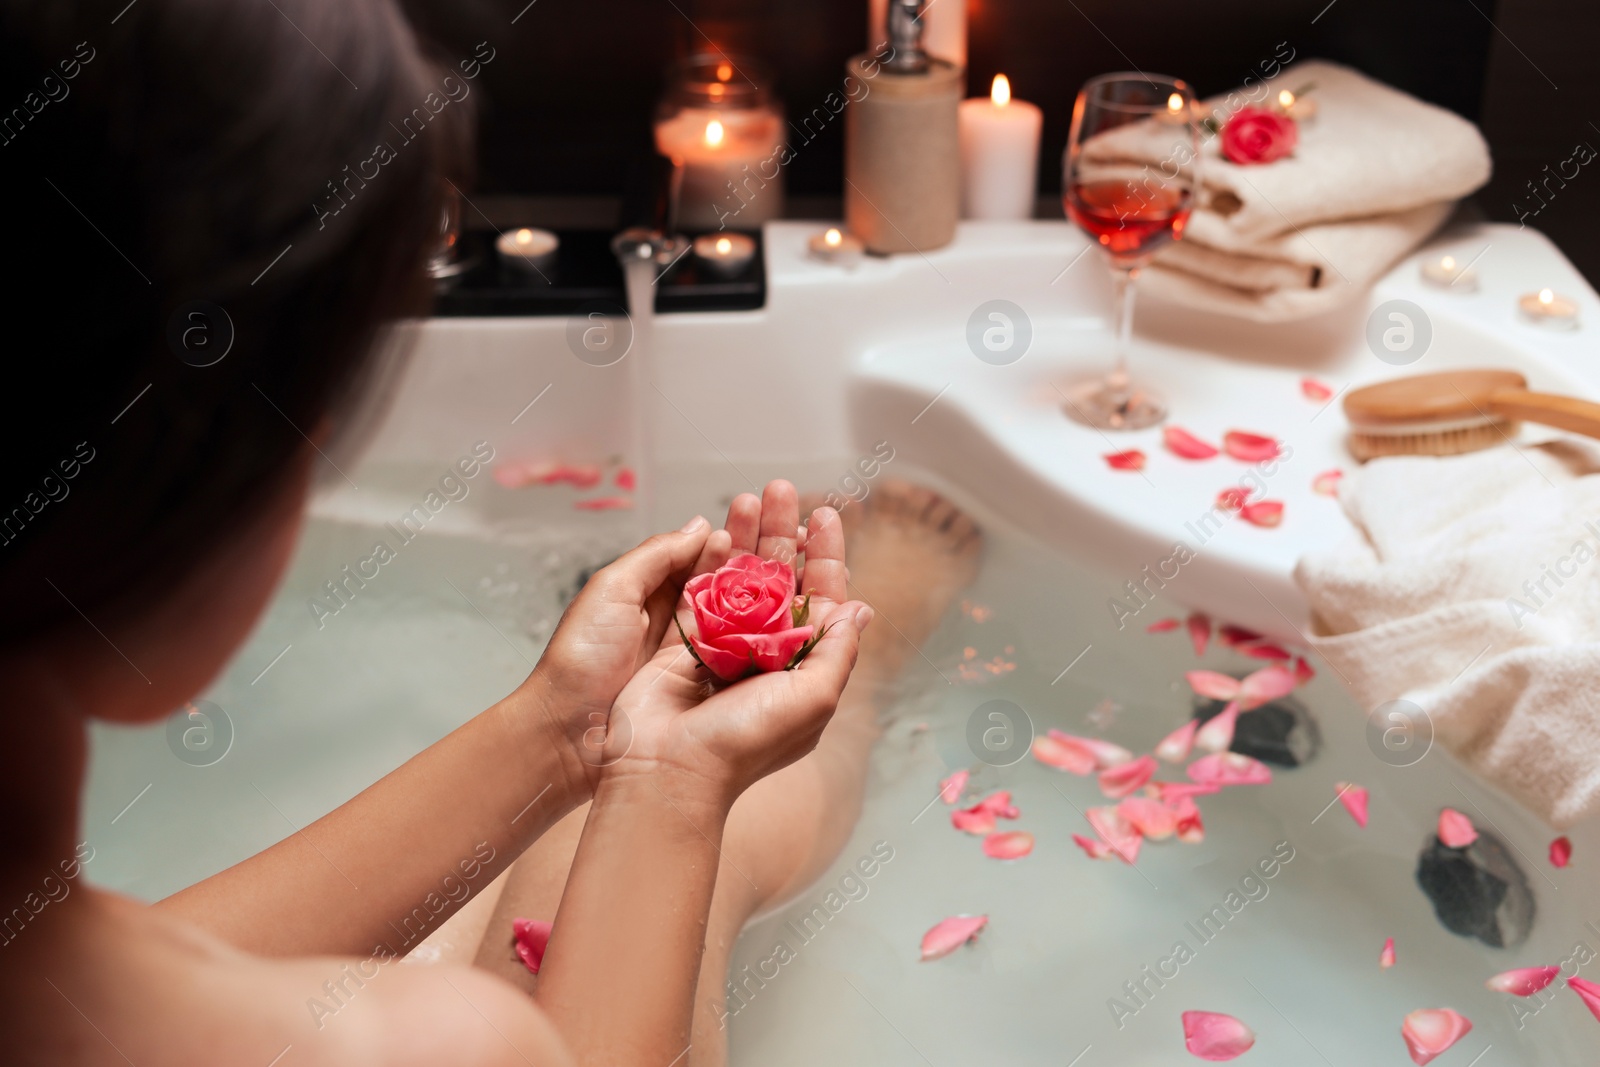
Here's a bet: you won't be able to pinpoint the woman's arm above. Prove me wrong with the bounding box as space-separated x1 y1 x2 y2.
156 521 716 959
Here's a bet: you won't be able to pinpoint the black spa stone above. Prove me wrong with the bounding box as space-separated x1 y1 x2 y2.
1192 693 1321 767
1415 828 1535 949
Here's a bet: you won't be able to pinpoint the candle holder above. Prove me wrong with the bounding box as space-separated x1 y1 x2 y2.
654 55 786 233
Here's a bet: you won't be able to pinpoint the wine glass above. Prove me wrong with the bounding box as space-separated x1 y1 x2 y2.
1062 73 1201 430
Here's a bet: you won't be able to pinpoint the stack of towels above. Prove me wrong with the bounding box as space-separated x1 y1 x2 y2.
1091 60 1492 321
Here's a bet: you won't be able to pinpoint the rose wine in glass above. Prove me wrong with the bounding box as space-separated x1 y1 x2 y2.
1062 73 1200 430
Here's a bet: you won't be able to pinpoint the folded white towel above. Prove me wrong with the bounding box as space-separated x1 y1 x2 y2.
1295 442 1600 828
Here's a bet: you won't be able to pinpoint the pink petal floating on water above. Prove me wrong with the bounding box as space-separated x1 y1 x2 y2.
1551 835 1573 868
1312 468 1344 497
1087 806 1143 864
1072 832 1115 860
1239 500 1284 527
574 495 634 511
1186 670 1242 701
1169 794 1204 844
1438 808 1478 849
1223 430 1282 463
1188 752 1272 787
1119 795 1179 840
1147 617 1181 633
1182 1010 1256 1061
1032 734 1097 775
1156 781 1222 802
950 806 996 835
1105 449 1147 471
496 461 605 490
1336 782 1369 828
512 918 553 974
1487 966 1561 996
1293 656 1315 684
615 467 637 491
1569 975 1600 1022
1237 641 1291 661
1380 937 1396 970
976 790 1020 820
1164 426 1220 460
1216 487 1250 512
938 769 969 805
1195 704 1242 754
920 914 988 961
1051 730 1134 769
1401 1008 1473 1065
1156 720 1199 763
1239 664 1297 709
983 830 1035 860
1301 377 1334 402
1187 612 1212 657
1218 624 1262 648
1100 754 1159 799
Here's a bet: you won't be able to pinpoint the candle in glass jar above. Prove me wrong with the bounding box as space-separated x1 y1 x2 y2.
655 101 785 232
957 75 1043 220
1519 288 1580 329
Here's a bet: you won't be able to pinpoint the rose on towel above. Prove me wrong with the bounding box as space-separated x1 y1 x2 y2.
677 553 823 681
1221 107 1298 165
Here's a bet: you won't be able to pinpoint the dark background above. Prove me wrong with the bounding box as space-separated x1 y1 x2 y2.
405 0 1599 283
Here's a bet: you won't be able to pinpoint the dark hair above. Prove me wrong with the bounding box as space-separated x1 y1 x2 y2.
0 0 469 640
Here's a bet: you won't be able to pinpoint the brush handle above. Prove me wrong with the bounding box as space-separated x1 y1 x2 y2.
1489 389 1600 441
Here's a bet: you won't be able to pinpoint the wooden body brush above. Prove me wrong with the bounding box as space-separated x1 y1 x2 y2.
1343 369 1600 461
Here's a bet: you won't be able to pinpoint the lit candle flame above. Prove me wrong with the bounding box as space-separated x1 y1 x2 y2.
1278 89 1296 110
705 119 724 147
715 236 732 254
716 62 733 81
1540 288 1555 305
515 228 533 246
991 74 1011 107
824 228 842 248
1167 92 1183 113
1440 256 1455 271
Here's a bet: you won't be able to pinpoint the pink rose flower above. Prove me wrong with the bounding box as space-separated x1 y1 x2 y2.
1221 107 1298 165
681 553 815 681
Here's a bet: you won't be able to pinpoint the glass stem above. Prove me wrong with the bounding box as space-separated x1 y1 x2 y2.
1108 265 1140 392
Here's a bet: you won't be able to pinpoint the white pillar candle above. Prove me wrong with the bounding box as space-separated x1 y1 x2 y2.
654 105 784 232
868 0 967 70
957 75 1042 220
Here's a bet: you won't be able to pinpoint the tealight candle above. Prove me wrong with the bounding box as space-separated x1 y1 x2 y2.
957 75 1043 220
497 227 558 273
1274 88 1318 122
693 232 756 278
1519 288 1580 329
1420 254 1478 291
1158 92 1211 125
807 227 864 267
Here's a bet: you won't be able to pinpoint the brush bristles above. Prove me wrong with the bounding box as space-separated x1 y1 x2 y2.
1348 420 1518 462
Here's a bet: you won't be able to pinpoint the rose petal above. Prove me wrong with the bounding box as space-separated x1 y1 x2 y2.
1099 754 1159 799
1239 500 1284 527
1072 832 1115 860
1551 836 1572 868
1182 1010 1256 1061
1156 720 1199 763
1336 782 1369 828
614 467 637 491
1487 966 1561 996
1105 449 1147 471
982 830 1035 860
938 769 969 805
1164 426 1220 460
1169 794 1205 844
920 914 988 961
1238 664 1297 709
512 918 553 975
1032 734 1098 775
976 790 1019 819
1301 377 1334 402
1237 641 1291 661
1568 975 1600 1022
1050 730 1133 769
1195 703 1241 753
1401 1008 1473 1065
1187 612 1211 657
1293 656 1315 684
574 495 635 511
1380 936 1396 970
1223 430 1281 463
1087 806 1143 864
1216 487 1249 512
1118 795 1178 840
1186 670 1242 701
1147 617 1181 633
1438 808 1478 849
1218 625 1262 648
1157 781 1222 802
951 804 997 835
1187 752 1272 786
1312 468 1343 497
